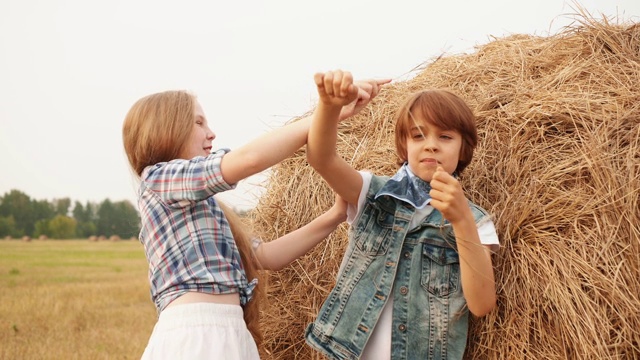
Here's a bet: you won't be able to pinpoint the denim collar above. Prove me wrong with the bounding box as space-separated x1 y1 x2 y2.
375 163 432 209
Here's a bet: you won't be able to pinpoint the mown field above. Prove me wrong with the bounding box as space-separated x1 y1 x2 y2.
0 240 156 360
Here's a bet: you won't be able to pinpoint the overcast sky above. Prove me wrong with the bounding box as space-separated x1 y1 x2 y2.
1 0 638 210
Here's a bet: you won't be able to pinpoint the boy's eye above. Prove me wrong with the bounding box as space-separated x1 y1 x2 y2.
412 133 424 139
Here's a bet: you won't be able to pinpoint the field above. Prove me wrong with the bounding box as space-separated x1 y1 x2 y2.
0 240 156 360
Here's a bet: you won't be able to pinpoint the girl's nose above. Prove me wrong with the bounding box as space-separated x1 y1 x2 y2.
207 129 216 141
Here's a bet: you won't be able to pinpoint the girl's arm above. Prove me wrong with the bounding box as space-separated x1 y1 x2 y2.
429 166 497 317
220 115 313 185
254 195 347 271
220 75 388 187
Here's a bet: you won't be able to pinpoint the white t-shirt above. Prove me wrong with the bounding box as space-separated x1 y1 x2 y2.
349 172 499 360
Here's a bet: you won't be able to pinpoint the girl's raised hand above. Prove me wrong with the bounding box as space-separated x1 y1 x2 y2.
314 70 359 108
340 78 392 120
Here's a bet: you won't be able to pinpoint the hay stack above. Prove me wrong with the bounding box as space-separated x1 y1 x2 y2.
251 15 640 360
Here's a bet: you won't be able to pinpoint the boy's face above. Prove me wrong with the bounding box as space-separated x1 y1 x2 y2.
405 110 462 182
179 101 216 159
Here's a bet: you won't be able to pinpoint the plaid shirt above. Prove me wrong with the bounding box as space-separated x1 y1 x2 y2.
138 149 257 314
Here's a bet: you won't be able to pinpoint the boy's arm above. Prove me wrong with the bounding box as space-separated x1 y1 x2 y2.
308 102 364 205
254 195 347 271
308 70 389 205
429 166 497 317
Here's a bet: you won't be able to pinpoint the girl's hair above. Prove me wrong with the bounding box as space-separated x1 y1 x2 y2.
123 91 267 344
122 90 196 175
394 90 478 174
218 201 266 348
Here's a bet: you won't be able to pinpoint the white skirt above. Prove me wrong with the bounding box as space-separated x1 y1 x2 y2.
141 303 260 360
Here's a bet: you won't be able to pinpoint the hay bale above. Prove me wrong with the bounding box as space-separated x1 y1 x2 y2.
21 236 31 242
38 235 48 241
109 235 121 242
89 235 98 242
252 14 640 360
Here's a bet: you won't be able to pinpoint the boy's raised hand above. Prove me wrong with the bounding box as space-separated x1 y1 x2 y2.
429 165 473 224
315 70 359 108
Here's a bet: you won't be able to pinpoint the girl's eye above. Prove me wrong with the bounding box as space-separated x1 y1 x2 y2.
412 133 424 139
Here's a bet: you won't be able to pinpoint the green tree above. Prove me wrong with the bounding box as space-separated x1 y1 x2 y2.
0 190 33 236
113 200 140 238
31 199 55 229
76 221 97 238
0 216 17 238
33 219 50 238
73 201 88 222
72 201 98 237
48 215 77 239
96 199 115 237
53 198 71 216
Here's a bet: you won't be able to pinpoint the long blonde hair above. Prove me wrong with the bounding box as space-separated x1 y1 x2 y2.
219 201 266 347
122 90 196 175
123 91 266 344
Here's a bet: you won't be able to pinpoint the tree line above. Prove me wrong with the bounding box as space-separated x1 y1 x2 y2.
0 189 140 240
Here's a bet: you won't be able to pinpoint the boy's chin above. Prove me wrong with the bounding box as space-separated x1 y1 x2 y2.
418 172 434 182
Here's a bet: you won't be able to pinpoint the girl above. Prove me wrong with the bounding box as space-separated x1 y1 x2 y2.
305 70 499 360
121 78 385 360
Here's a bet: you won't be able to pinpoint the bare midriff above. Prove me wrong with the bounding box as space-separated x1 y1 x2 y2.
166 291 241 308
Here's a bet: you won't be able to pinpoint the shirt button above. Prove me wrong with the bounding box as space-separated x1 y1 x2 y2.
400 286 408 295
403 251 410 258
398 324 406 332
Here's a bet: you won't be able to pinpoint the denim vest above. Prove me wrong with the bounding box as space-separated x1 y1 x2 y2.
306 175 490 360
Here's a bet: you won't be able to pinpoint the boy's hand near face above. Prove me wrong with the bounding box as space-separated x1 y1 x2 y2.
429 165 474 224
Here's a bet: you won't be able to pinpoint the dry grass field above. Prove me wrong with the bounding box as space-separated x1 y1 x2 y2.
0 239 156 360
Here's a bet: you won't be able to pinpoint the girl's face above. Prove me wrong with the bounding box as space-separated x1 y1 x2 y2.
179 101 216 159
406 110 462 182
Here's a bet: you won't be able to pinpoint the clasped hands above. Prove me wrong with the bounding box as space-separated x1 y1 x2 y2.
314 70 391 120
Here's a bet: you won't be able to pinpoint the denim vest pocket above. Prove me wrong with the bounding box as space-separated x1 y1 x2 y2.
353 202 394 256
420 243 461 298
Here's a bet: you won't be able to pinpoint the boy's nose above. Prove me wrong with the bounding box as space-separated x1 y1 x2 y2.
423 137 438 151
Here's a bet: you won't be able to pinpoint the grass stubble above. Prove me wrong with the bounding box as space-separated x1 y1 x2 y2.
0 239 156 360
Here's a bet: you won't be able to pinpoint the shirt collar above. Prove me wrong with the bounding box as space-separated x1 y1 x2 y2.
375 163 432 209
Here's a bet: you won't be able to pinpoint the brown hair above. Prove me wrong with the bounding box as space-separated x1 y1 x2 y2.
219 201 267 347
394 90 478 174
122 90 196 176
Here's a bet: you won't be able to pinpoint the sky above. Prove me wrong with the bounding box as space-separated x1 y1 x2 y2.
1 0 639 211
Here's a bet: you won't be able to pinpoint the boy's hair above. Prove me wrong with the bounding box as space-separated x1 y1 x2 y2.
394 90 478 174
122 90 196 175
